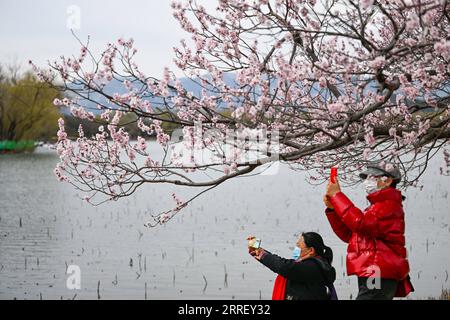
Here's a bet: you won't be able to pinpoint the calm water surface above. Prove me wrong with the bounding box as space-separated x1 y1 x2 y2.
0 143 449 299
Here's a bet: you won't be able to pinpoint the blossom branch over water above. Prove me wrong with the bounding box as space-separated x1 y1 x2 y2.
33 0 450 225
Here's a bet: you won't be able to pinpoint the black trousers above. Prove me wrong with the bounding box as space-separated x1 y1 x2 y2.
356 277 398 300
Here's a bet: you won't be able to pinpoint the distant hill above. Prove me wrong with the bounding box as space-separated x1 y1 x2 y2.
63 73 441 115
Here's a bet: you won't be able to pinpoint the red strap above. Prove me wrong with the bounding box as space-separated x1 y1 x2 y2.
272 275 287 300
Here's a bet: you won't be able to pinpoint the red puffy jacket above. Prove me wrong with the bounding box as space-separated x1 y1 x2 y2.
326 187 410 280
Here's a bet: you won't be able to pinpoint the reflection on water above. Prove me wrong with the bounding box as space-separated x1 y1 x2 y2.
0 144 449 299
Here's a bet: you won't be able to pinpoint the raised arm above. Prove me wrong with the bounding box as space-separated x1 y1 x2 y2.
329 192 396 238
256 251 324 283
325 208 352 243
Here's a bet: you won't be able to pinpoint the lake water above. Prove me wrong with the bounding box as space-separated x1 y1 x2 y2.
0 142 449 300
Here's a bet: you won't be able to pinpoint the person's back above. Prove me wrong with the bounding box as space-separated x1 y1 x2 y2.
281 256 336 300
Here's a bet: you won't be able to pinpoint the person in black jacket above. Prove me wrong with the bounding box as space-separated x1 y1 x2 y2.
248 232 337 300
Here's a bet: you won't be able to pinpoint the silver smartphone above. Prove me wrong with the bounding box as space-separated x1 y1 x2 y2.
249 239 261 249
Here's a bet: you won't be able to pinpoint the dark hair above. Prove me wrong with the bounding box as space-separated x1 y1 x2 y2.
302 232 333 265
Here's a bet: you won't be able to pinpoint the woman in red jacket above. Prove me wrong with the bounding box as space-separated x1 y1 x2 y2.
324 162 413 300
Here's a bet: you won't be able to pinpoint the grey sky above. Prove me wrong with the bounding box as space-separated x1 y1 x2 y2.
0 0 197 78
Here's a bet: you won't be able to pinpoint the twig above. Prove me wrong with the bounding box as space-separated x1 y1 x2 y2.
202 274 208 293
224 264 228 288
173 269 176 287
145 282 148 300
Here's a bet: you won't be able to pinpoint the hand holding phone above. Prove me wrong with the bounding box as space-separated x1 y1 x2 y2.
248 237 262 249
327 167 341 197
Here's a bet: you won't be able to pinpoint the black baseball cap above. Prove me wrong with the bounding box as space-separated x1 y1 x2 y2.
359 162 401 182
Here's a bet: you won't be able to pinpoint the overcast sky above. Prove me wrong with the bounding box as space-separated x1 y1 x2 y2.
0 0 201 78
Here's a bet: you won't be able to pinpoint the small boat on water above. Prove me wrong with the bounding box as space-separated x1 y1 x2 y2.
0 140 37 154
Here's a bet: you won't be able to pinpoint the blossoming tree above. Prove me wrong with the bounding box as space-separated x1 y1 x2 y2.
33 0 449 226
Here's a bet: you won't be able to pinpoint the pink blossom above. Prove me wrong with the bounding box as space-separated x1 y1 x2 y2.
135 136 147 152
124 79 132 90
402 131 418 145
57 118 67 141
389 127 397 137
159 213 170 224
418 119 431 136
54 164 67 182
328 102 345 114
300 7 308 17
127 148 136 161
360 0 374 9
319 77 327 88
403 86 419 100
100 110 111 121
406 14 420 31
376 95 385 103
364 129 376 146
369 56 386 70
70 106 95 121
434 39 450 60
171 192 184 208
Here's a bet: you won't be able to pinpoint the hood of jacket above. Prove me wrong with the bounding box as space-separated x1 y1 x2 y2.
311 257 336 284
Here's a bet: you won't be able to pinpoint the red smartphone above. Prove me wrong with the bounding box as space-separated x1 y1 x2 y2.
330 167 338 183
